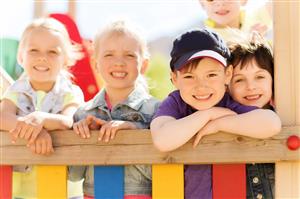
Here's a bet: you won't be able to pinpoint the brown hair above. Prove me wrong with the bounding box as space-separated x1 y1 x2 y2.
227 33 273 79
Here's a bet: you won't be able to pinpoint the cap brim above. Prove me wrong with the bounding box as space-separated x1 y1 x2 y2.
173 50 227 70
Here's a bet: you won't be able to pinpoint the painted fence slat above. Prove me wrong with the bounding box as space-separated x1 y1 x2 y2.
36 166 67 199
152 164 184 199
0 166 12 199
213 164 246 199
94 166 124 199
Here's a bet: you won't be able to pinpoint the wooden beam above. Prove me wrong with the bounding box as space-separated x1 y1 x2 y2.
0 126 299 165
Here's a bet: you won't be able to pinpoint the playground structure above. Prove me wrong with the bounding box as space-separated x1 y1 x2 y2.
0 1 299 198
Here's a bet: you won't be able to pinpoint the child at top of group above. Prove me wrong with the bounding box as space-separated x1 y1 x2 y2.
199 0 273 41
0 18 84 198
68 20 160 198
150 28 281 199
227 32 275 199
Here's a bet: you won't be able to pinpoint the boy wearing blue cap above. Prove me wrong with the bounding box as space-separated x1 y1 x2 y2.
150 29 281 199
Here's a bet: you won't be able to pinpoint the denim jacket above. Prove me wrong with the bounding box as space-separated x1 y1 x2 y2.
246 163 274 199
68 86 160 196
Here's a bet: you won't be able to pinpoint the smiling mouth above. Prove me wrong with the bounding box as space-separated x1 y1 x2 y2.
244 94 262 101
215 10 229 16
34 66 49 72
111 72 127 78
193 94 212 100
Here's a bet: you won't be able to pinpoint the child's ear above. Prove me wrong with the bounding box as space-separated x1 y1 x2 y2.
17 49 24 66
140 59 149 75
94 60 101 73
170 71 179 88
225 65 233 85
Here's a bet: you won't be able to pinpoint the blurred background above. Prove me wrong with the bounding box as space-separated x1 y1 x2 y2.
0 0 269 101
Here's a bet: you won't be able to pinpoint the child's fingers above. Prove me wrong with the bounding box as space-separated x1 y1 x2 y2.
29 143 36 154
110 127 118 140
98 125 107 141
77 123 87 138
10 124 22 143
193 133 202 148
82 122 91 138
28 127 42 145
41 140 47 155
104 127 111 142
35 142 42 154
73 123 80 135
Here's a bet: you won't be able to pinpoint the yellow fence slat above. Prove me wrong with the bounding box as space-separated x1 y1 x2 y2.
152 164 184 199
37 166 67 199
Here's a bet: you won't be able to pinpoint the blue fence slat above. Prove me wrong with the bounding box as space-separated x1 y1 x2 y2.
94 166 124 199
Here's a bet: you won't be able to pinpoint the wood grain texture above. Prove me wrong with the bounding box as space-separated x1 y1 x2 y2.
0 126 299 165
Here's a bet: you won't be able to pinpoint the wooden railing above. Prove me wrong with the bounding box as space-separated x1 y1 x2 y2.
0 126 299 198
1 126 299 165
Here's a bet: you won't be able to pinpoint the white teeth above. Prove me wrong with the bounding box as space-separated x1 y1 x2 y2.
245 95 261 100
111 72 126 78
34 66 49 72
194 94 211 100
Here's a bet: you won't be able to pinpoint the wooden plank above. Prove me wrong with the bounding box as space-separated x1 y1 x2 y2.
275 162 300 198
36 166 67 199
94 166 124 199
152 164 184 199
0 127 299 165
274 1 300 199
0 166 12 199
213 164 245 199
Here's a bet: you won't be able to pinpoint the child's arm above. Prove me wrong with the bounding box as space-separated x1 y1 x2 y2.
0 99 19 131
150 107 237 152
193 109 281 147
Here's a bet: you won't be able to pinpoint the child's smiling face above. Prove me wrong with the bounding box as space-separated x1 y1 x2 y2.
229 59 273 108
95 33 147 91
172 57 232 110
200 0 247 28
18 27 67 88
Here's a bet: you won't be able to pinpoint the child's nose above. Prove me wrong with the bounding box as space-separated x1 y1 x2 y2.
246 81 257 90
114 57 125 66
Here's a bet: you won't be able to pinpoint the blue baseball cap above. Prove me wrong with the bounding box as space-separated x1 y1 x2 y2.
170 29 230 71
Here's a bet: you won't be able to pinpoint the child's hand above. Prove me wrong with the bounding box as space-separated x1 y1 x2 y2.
98 121 137 142
73 115 106 139
10 111 45 144
28 129 54 155
208 107 237 121
193 121 218 148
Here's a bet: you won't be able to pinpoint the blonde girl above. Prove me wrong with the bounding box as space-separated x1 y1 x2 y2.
0 18 84 198
69 20 159 199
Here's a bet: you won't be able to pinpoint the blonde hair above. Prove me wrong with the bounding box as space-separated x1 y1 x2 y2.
94 20 150 92
93 20 150 60
18 18 82 67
